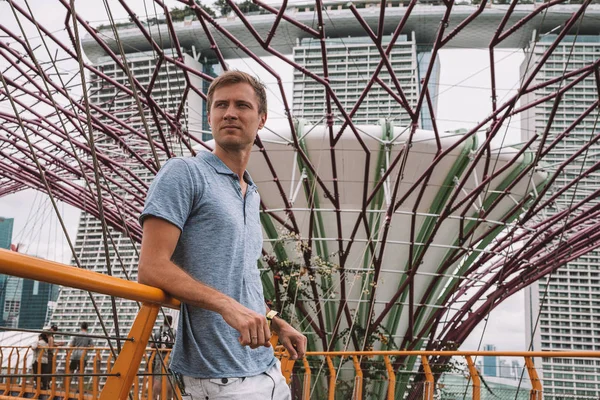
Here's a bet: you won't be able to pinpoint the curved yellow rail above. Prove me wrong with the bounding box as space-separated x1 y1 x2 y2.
0 248 177 399
0 249 178 308
2 249 600 400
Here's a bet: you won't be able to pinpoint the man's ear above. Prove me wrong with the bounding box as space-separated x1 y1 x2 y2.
258 112 267 130
207 112 212 127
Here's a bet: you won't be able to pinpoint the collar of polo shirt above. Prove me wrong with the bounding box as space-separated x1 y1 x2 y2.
197 151 257 188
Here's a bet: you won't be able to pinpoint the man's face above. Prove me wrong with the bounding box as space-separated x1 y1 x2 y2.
208 82 267 152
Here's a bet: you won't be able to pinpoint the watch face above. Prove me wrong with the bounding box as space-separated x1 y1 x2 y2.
267 310 278 320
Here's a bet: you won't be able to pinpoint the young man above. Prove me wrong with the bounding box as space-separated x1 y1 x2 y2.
69 322 93 374
138 71 306 399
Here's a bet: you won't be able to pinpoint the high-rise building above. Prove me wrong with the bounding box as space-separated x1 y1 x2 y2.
522 34 600 399
49 49 215 339
483 344 498 377
0 217 12 249
0 217 58 329
511 360 521 380
0 217 16 327
292 34 440 128
18 279 56 329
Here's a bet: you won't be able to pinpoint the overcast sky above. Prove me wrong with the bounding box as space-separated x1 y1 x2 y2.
0 0 528 351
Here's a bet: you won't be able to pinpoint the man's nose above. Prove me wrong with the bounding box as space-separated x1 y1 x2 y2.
223 105 238 119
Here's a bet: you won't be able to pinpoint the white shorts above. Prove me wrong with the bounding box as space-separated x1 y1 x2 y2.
181 359 291 400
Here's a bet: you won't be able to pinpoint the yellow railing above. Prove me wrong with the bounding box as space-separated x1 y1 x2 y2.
4 344 600 400
2 249 600 400
0 248 178 399
0 346 177 400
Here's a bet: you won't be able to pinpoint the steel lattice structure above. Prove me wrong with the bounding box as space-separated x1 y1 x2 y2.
1 0 600 397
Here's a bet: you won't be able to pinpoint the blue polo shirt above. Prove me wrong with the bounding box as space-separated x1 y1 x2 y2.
140 151 275 378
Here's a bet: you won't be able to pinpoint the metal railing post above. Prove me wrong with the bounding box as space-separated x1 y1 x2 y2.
78 349 87 400
21 348 31 398
64 349 73 397
4 347 15 395
93 349 101 399
49 350 57 399
302 357 311 400
383 355 395 400
351 355 363 400
326 356 336 400
420 355 434 400
525 356 543 400
148 349 156 400
464 355 480 400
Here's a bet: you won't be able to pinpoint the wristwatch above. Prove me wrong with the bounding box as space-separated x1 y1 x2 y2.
266 310 279 327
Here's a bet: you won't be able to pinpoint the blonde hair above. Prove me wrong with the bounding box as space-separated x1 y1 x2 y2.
206 71 267 115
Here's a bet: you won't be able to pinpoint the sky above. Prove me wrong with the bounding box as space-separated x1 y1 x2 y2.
0 0 529 351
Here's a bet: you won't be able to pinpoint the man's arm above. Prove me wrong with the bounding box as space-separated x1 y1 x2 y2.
138 217 271 349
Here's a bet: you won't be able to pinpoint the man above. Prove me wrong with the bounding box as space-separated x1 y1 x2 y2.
69 322 93 375
150 315 176 400
138 70 306 399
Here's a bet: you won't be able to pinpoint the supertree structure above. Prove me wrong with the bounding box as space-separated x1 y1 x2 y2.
1 0 600 397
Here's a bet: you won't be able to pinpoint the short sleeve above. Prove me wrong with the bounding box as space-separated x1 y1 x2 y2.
139 158 199 231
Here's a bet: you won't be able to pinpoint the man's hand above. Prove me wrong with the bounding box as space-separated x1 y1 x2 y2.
272 318 307 360
221 302 272 350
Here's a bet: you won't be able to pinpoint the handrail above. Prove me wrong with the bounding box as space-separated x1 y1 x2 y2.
0 248 178 399
301 350 600 357
3 249 600 399
0 345 176 399
4 344 600 400
6 346 600 358
0 248 179 309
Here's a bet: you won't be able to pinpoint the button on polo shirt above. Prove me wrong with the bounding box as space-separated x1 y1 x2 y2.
140 151 275 378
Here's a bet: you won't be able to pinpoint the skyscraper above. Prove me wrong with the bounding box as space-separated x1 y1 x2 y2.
0 217 17 327
483 344 498 377
0 217 12 249
0 217 57 329
49 49 214 338
292 33 440 128
522 34 600 399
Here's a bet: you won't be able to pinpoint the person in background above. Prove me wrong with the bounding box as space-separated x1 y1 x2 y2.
46 324 65 370
150 315 176 400
68 322 93 375
48 325 66 347
31 332 50 389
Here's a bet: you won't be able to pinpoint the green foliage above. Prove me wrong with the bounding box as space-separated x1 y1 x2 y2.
169 6 195 21
263 231 339 324
170 3 216 21
214 0 261 17
214 0 233 17
238 0 261 13
94 1 217 31
198 3 217 18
